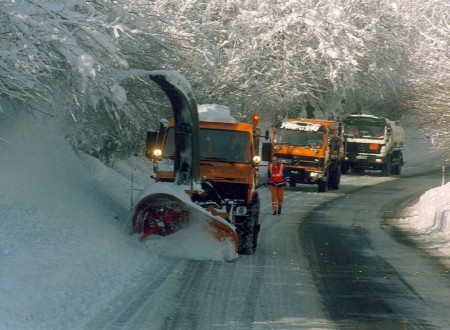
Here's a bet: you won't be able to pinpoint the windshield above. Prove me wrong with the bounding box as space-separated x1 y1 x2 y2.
344 119 385 138
274 128 324 148
163 128 252 164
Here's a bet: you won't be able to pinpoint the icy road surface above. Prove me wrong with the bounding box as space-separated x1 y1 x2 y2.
84 165 449 329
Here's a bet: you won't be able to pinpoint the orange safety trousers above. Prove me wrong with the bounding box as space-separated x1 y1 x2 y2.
270 185 284 211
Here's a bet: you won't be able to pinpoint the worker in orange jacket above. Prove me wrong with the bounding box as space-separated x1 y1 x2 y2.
267 156 290 215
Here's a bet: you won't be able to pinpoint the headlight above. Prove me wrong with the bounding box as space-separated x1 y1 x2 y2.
375 158 384 163
153 149 162 157
310 172 322 178
235 206 248 216
253 155 261 164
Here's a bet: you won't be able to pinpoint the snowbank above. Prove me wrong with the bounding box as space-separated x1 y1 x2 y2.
399 182 450 258
0 114 235 329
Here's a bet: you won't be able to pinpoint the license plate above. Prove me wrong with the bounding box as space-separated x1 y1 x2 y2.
356 155 368 160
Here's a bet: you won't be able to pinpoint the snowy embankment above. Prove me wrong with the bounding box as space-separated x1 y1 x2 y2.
398 182 450 263
0 114 239 329
396 121 450 266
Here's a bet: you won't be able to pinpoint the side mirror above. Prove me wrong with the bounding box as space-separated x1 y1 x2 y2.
261 143 272 162
264 130 270 140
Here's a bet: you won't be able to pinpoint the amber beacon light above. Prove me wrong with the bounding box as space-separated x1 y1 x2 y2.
252 114 260 125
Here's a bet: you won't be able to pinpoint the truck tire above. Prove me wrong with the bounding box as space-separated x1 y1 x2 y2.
392 163 401 175
353 167 364 174
236 195 260 255
328 164 341 190
392 152 403 175
382 156 392 176
341 163 349 174
289 180 297 188
318 180 327 192
318 174 329 192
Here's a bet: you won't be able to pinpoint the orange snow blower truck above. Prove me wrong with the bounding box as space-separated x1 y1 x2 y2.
147 104 263 255
129 71 239 259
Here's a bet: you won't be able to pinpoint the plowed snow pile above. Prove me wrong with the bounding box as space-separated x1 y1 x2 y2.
0 114 235 329
399 182 450 259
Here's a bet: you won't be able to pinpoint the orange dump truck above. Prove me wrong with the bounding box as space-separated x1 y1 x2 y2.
262 118 345 192
148 104 262 255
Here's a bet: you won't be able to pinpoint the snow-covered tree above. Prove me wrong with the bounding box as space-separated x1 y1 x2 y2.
127 0 412 123
398 0 449 158
0 0 180 161
1 0 448 160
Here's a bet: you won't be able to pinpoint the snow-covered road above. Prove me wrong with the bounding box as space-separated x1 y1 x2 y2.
1 114 448 329
82 168 449 329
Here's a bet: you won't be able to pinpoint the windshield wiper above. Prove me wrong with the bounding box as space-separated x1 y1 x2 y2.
201 157 227 161
201 157 239 166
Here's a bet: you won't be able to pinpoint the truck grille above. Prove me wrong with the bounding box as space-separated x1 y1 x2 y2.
275 154 322 168
346 142 382 154
213 182 249 201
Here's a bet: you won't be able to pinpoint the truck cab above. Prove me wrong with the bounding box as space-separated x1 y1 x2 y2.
343 114 404 175
263 118 344 192
155 119 260 201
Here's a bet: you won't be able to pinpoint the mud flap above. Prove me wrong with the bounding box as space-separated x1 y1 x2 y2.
130 192 239 259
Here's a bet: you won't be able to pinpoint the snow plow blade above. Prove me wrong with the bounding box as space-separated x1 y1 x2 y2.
130 192 239 256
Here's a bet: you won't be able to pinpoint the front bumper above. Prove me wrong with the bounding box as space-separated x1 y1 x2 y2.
345 154 385 170
288 166 325 184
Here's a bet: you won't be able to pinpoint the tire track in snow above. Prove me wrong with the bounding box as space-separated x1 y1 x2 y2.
82 259 180 330
160 261 206 329
160 260 244 328
237 253 266 326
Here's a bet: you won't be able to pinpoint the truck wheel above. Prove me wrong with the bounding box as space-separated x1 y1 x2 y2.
236 196 260 255
353 167 364 174
398 154 403 174
341 163 349 174
392 153 403 175
392 164 401 175
289 180 296 188
382 157 392 176
318 176 329 192
328 164 341 190
237 217 259 255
